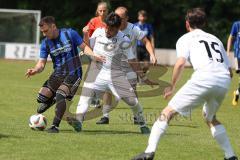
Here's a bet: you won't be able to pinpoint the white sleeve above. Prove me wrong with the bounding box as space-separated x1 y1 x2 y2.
89 28 101 48
89 38 95 49
133 25 146 40
176 36 190 59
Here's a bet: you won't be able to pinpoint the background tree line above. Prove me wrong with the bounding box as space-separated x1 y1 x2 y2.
1 0 240 48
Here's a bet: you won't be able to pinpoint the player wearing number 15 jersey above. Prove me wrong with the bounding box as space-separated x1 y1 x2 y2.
132 8 238 160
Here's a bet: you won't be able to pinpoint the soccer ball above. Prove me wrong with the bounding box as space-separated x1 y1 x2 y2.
29 114 47 131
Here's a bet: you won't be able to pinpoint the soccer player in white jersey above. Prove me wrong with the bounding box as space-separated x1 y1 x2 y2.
132 8 238 160
69 12 151 134
96 6 157 124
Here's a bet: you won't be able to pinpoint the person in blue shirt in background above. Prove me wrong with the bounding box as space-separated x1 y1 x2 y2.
25 16 105 133
134 10 155 74
227 21 240 106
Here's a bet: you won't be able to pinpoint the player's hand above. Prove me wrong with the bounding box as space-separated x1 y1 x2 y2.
82 26 89 35
150 55 157 65
163 85 175 99
25 68 37 78
93 54 106 63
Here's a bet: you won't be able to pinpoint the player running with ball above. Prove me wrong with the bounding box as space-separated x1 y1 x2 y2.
25 16 104 133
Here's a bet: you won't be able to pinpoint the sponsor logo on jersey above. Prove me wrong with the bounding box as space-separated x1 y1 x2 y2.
51 44 72 56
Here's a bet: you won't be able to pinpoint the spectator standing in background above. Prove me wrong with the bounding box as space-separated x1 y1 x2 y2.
134 10 155 74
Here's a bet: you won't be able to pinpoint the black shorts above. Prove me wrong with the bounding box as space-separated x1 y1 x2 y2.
137 46 150 61
42 72 81 100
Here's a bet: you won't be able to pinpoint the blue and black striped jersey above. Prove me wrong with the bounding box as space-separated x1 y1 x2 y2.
40 28 83 77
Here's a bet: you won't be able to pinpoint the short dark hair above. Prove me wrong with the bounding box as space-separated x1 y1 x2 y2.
185 8 206 29
39 16 56 27
105 12 121 28
138 10 147 17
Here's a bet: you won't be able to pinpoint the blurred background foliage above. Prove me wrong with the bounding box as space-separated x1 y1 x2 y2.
1 0 240 48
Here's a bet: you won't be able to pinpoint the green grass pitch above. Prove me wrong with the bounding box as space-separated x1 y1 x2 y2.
0 59 239 160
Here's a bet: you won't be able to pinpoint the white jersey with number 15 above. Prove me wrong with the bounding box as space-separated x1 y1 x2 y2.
176 29 231 88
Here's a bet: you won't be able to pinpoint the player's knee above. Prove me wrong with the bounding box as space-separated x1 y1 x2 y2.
37 87 55 104
36 93 55 114
159 106 177 122
39 87 53 97
56 89 67 102
124 97 138 106
37 93 52 104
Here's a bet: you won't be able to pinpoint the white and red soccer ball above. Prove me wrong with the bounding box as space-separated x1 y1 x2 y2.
29 114 47 131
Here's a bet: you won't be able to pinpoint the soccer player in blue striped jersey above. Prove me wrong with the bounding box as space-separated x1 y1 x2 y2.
227 21 240 106
25 16 105 133
134 10 155 74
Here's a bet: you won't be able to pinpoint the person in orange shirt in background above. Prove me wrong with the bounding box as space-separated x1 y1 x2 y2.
82 1 109 108
86 1 108 37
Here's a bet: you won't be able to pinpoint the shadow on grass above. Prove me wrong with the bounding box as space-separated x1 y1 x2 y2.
110 123 199 128
59 129 190 136
114 107 158 110
165 133 189 136
0 133 22 139
60 129 140 135
83 129 141 135
169 124 198 128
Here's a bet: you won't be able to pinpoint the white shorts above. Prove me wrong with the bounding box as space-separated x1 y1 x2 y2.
168 80 229 121
82 73 136 100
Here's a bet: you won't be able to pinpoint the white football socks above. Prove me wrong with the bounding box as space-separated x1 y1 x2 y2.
144 121 235 158
236 89 239 95
145 120 168 153
211 125 235 159
76 96 91 122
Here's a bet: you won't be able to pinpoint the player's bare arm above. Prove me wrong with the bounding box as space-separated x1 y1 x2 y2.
227 35 234 57
141 36 157 64
25 59 47 78
226 36 234 78
79 42 106 62
82 25 90 46
150 35 155 49
164 57 186 99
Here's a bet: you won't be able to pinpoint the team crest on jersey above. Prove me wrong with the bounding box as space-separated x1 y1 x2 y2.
112 38 117 43
105 43 116 51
